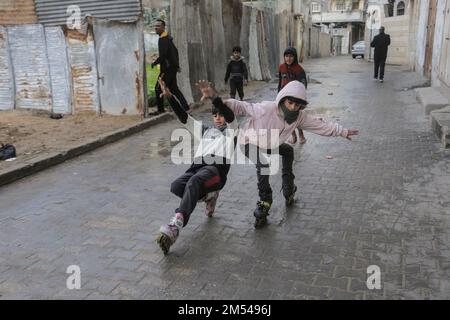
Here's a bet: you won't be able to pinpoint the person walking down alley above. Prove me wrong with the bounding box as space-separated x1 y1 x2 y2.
152 19 189 115
225 81 359 228
371 26 391 83
225 46 249 101
279 47 308 145
156 79 239 255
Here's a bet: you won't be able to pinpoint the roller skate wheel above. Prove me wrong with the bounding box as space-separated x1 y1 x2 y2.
156 233 171 255
286 197 295 207
254 217 267 229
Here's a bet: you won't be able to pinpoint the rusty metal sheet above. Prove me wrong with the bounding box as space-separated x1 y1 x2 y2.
93 19 144 115
7 25 52 111
45 26 72 114
0 26 14 110
35 0 142 26
66 29 99 113
0 0 38 25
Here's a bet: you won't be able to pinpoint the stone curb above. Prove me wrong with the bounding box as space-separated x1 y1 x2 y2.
0 112 175 188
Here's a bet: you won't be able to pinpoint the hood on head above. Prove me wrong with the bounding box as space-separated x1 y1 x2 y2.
276 81 308 106
284 47 299 65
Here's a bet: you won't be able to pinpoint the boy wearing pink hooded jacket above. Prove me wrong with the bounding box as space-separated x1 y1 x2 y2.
224 80 359 228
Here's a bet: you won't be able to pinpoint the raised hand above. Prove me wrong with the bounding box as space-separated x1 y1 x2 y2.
196 80 217 102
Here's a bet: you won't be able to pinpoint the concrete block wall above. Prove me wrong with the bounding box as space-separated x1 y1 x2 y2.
382 15 410 65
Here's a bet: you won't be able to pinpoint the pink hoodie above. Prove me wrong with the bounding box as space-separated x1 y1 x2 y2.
224 81 349 149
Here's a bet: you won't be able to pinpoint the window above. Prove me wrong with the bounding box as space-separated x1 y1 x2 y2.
312 2 321 13
397 1 405 16
335 0 346 11
352 0 360 10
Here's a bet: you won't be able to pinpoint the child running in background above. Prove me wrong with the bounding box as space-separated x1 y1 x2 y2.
279 47 308 145
225 46 249 101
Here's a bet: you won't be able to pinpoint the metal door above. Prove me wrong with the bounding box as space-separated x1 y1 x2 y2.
93 19 145 116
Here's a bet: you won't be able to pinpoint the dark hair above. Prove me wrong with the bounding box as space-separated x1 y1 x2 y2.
212 107 224 116
284 47 299 65
232 46 242 53
156 19 166 27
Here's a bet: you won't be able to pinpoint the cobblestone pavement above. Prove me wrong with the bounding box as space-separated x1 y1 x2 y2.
0 56 449 300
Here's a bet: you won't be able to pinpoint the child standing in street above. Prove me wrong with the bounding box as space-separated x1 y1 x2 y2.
225 46 249 101
156 79 239 254
279 47 308 145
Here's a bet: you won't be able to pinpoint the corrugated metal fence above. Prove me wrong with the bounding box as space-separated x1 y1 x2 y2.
0 0 38 25
35 0 142 26
0 26 14 110
0 21 146 115
0 0 147 116
8 24 53 111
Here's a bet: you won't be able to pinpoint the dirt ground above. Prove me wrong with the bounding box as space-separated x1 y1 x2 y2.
0 109 143 170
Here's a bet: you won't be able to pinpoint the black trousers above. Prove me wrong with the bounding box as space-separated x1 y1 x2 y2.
155 71 189 113
230 78 244 100
170 166 225 226
374 56 387 80
242 143 295 203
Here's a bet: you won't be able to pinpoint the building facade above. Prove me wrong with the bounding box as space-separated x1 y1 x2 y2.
412 0 450 88
311 0 366 54
364 0 417 66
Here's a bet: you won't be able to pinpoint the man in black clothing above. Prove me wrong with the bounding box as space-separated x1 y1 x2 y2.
371 26 391 83
152 19 189 114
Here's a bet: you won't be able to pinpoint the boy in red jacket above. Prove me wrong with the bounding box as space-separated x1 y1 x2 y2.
279 47 308 145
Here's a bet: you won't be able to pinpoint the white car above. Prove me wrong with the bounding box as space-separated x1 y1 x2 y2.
352 41 365 59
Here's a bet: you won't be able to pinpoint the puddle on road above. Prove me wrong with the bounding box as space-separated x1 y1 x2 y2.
147 138 180 159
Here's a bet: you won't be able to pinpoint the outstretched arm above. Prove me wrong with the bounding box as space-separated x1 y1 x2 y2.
299 113 359 140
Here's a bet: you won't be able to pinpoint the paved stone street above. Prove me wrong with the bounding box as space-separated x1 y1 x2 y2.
0 56 449 300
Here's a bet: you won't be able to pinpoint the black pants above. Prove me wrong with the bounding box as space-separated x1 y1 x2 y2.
230 78 244 100
374 57 387 80
170 166 225 226
155 71 189 113
242 143 295 203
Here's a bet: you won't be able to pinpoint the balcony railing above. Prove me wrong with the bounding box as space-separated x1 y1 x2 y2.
312 10 365 23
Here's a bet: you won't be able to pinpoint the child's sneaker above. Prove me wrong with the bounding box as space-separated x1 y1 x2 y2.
204 191 220 217
156 213 184 255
